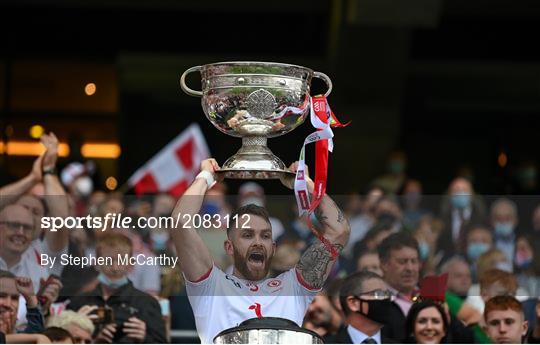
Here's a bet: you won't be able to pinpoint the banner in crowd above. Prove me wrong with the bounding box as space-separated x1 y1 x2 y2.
128 123 210 197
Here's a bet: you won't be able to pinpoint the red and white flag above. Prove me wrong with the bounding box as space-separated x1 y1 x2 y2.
128 124 210 197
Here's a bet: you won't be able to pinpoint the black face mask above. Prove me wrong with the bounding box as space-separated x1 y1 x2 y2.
355 298 394 324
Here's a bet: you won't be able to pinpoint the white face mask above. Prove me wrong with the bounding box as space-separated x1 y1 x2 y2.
151 231 169 251
74 176 93 197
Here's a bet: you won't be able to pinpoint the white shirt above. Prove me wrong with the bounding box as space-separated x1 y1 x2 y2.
28 238 69 278
0 241 50 293
185 265 319 344
347 325 382 344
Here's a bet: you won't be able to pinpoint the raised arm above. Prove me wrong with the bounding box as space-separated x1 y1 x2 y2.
170 159 222 282
0 156 42 210
40 133 70 252
281 162 350 289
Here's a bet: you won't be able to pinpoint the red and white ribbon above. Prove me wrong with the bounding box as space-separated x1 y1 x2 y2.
293 95 348 258
294 96 334 217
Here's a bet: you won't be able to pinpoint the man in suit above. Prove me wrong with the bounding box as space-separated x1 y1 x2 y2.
437 177 486 258
329 271 397 344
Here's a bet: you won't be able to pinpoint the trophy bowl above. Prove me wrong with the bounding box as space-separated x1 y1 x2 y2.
181 61 332 179
213 317 324 344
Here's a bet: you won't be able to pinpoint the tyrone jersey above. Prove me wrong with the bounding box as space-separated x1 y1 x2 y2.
185 265 319 344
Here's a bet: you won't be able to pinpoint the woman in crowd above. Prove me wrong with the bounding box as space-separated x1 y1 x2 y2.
405 300 449 344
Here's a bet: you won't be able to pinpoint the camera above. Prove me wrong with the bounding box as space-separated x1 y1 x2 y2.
92 306 114 325
112 304 139 342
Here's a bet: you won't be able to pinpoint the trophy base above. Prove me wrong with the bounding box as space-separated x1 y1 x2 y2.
218 137 294 180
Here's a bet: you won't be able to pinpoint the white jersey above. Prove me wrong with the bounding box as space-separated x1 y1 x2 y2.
185 265 319 344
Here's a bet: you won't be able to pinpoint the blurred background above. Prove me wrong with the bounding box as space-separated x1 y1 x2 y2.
1 0 539 194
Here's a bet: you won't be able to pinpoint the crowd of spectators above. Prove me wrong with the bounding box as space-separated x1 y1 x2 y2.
0 135 539 343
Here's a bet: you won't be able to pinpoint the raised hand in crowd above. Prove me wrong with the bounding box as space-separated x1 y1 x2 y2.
40 132 59 172
77 304 100 322
38 276 63 312
0 309 15 334
0 153 43 210
30 155 44 184
15 277 38 308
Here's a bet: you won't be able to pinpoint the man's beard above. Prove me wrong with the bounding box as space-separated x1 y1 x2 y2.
233 246 272 281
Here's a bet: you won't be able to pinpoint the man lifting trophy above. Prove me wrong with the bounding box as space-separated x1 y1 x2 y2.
174 62 350 343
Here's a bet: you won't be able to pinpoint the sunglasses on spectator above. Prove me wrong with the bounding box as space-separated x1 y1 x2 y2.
0 221 34 233
356 289 395 300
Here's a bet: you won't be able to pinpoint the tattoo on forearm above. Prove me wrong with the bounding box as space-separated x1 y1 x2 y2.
321 198 347 224
335 202 345 223
297 242 344 289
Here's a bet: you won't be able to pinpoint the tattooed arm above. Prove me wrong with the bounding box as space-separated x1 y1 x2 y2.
281 162 351 289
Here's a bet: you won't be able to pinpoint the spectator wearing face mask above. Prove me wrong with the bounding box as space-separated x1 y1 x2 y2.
60 161 95 213
490 198 519 264
373 196 403 234
329 271 402 343
483 296 529 344
438 177 486 257
413 216 444 276
464 225 493 276
67 234 166 343
405 300 449 344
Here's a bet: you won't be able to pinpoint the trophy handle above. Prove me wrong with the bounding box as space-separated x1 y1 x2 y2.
180 66 203 97
313 71 333 97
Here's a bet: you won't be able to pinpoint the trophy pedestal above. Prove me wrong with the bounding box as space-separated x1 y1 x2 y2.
218 137 294 179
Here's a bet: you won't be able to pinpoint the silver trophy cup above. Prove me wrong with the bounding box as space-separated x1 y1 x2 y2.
180 61 332 179
213 317 323 344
